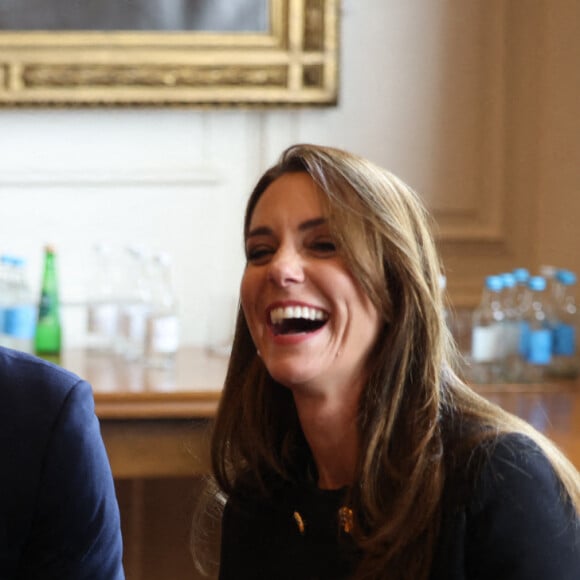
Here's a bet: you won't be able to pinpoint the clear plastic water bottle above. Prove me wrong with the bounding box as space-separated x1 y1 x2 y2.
0 255 14 347
470 275 505 383
117 245 152 361
513 267 530 314
438 274 450 327
549 270 578 379
540 264 558 300
144 252 180 369
86 243 119 354
3 256 37 353
499 272 522 382
519 275 553 383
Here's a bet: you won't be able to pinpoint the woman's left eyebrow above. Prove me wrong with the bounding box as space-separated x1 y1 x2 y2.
247 217 327 239
246 225 272 238
298 217 327 231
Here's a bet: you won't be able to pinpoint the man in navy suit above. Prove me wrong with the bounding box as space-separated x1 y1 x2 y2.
0 346 124 579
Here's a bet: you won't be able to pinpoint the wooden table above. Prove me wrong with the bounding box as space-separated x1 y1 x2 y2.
59 348 580 475
57 349 580 580
476 381 580 469
60 348 227 479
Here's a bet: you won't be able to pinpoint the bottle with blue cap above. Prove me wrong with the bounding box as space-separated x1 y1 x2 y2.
470 275 505 383
519 275 554 383
499 272 523 382
0 255 14 347
540 264 558 296
512 267 530 315
3 256 36 353
549 269 578 379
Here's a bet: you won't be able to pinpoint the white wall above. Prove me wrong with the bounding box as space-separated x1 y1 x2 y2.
1 0 577 348
0 0 426 348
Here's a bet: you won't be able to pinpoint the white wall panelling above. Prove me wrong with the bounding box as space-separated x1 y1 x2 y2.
1 0 578 344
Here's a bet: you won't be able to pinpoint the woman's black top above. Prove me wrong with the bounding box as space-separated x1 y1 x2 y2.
219 434 580 579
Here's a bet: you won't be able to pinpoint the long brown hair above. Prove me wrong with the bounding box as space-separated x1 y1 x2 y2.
209 143 580 579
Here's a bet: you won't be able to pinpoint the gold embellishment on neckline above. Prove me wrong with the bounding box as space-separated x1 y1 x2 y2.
293 506 354 536
338 506 354 534
293 511 306 534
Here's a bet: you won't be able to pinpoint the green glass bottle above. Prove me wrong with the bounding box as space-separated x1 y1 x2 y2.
34 245 62 357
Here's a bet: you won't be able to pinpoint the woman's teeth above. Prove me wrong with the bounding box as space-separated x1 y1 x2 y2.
269 306 328 325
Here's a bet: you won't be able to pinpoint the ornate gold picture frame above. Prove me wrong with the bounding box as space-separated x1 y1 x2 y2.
0 0 339 107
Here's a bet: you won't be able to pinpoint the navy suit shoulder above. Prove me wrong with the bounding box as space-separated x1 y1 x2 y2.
433 432 580 580
0 347 124 579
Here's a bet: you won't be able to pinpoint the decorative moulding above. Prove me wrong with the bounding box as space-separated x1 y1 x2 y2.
0 0 339 108
0 166 224 187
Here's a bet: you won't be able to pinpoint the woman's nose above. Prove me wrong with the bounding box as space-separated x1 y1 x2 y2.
267 248 305 286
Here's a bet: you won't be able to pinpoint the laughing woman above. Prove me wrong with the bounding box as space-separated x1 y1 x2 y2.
205 144 580 580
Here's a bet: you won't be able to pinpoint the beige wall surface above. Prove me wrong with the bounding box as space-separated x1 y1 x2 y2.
536 0 580 276
0 0 578 348
436 0 580 304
